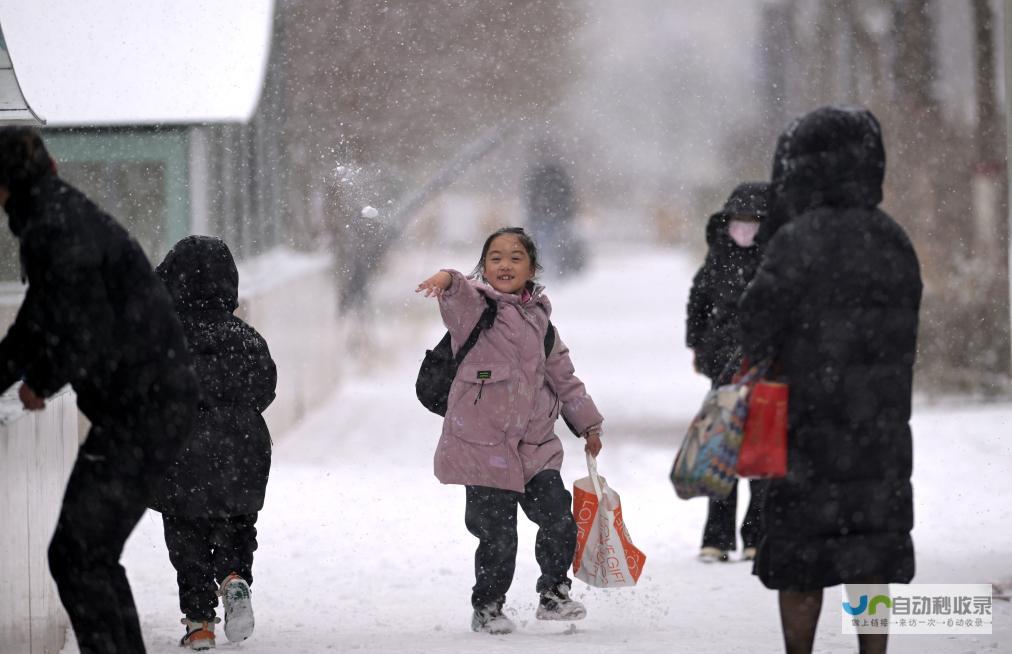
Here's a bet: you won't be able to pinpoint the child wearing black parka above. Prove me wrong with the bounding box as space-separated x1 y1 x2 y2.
150 235 277 651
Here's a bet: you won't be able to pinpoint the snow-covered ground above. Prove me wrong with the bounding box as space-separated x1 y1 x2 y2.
63 243 1011 653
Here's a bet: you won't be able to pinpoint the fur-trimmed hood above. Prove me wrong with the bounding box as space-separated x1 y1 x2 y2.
761 106 885 244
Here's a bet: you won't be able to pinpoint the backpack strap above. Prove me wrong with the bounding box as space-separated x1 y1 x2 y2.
542 321 580 437
544 321 556 358
453 296 497 365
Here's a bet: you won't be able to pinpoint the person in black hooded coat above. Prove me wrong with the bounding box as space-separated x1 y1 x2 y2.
686 182 770 562
151 235 277 647
0 127 198 654
687 182 769 381
739 107 921 654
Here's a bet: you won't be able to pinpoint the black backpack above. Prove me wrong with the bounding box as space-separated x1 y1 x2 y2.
416 296 557 416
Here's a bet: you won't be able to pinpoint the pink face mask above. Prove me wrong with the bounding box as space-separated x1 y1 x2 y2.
728 220 760 247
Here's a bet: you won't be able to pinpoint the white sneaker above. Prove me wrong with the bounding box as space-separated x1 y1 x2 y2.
471 604 516 634
698 546 730 563
219 573 254 643
179 617 218 651
535 583 587 621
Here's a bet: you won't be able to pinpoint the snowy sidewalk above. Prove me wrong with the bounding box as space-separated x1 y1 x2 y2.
64 245 1010 653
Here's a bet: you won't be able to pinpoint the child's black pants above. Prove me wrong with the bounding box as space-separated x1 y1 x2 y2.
162 513 259 621
465 469 576 610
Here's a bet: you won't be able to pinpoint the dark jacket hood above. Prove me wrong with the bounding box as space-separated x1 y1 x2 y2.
156 236 239 313
5 172 55 238
706 182 769 249
1 127 56 238
775 105 884 214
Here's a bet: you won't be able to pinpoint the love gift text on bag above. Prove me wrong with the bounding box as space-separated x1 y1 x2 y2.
572 453 646 588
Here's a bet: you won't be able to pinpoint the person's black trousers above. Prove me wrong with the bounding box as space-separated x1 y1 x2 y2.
465 469 576 610
701 479 769 551
48 394 193 654
162 514 259 620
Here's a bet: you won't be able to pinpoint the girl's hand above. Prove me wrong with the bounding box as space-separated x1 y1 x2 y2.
584 429 603 458
415 271 452 298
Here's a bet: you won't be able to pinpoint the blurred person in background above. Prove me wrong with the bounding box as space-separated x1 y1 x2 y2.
685 182 770 564
524 149 584 277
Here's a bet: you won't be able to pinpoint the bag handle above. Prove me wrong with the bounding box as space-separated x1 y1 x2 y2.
585 452 608 504
735 359 771 387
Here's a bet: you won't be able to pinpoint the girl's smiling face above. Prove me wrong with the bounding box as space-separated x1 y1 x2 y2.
483 234 534 294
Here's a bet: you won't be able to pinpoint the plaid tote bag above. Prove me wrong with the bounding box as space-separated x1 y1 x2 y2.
670 364 762 500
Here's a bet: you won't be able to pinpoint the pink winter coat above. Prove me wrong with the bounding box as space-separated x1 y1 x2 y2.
433 269 604 492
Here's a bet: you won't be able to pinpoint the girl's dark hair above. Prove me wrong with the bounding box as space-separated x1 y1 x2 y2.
471 226 544 279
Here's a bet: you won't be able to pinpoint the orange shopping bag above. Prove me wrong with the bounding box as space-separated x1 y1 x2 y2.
572 453 646 587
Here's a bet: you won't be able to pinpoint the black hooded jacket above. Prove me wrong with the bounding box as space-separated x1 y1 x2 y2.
739 107 922 590
149 236 277 517
686 182 768 383
0 172 195 423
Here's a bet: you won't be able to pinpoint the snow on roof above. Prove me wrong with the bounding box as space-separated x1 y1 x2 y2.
0 25 44 124
0 0 274 127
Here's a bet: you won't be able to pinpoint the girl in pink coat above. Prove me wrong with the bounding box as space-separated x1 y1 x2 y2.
416 227 604 635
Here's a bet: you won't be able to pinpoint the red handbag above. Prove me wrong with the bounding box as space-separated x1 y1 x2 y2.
736 377 788 478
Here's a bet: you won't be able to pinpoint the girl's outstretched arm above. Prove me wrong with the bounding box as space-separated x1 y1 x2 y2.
415 269 486 352
415 271 452 297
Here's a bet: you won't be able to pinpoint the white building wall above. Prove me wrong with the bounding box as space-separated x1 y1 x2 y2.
237 249 342 436
0 389 77 654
